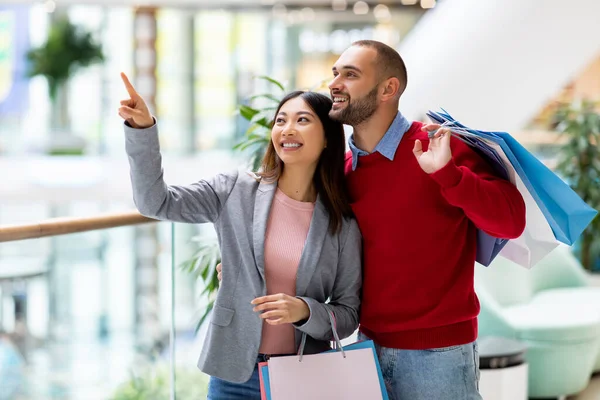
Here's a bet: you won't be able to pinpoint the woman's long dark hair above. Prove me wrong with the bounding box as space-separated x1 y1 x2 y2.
258 91 353 234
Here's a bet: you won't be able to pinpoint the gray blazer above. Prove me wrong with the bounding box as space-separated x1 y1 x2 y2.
124 122 362 383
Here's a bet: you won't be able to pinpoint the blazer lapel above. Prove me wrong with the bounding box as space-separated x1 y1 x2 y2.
296 196 329 296
253 180 277 281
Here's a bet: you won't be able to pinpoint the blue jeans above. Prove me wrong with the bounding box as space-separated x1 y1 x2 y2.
359 332 482 400
206 358 262 400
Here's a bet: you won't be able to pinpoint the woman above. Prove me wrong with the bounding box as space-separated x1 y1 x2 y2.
118 73 362 399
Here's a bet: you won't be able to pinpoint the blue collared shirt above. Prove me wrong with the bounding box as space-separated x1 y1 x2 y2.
348 111 412 171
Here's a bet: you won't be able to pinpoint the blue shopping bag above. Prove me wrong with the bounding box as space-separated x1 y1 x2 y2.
495 132 597 245
427 111 509 266
428 109 598 246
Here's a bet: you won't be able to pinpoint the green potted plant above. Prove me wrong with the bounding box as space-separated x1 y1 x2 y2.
26 15 104 155
553 99 600 271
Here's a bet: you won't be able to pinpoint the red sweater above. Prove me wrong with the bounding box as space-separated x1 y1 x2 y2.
345 121 526 350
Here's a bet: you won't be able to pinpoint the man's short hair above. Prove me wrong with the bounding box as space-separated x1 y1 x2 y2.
352 40 408 97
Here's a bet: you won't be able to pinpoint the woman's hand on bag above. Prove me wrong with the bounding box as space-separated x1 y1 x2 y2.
251 293 310 325
118 72 154 129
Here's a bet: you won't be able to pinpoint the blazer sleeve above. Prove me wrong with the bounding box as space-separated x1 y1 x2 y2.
294 218 362 341
124 121 238 223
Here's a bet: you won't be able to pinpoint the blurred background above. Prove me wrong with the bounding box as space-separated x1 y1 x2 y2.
1 0 600 399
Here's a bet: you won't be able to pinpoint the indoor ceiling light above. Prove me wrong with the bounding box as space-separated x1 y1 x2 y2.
332 0 348 12
374 4 391 22
272 3 287 18
301 7 316 21
353 1 369 15
420 0 437 9
44 0 56 13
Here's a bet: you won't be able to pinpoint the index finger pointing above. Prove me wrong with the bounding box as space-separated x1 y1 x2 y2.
120 72 137 97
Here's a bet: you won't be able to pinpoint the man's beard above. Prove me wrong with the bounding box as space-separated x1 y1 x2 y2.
329 85 379 126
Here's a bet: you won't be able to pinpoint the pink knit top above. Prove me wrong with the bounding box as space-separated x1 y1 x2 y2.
258 188 315 355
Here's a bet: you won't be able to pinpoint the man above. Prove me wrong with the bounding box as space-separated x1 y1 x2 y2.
327 40 526 399
217 40 526 399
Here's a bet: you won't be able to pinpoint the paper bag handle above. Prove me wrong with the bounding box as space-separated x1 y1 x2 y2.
297 306 345 362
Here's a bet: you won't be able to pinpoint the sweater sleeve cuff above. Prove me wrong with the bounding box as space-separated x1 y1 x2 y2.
430 159 463 188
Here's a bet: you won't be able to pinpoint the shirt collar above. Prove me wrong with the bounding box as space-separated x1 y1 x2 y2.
348 111 412 171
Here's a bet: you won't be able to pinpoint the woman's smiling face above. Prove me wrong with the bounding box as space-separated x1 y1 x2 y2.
271 96 327 169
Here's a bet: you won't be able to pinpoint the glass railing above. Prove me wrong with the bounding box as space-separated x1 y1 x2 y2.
0 212 212 400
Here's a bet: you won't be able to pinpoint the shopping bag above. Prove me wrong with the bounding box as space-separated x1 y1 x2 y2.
258 361 270 400
427 110 509 266
496 131 597 245
428 109 597 246
259 340 388 400
480 137 560 267
426 109 594 267
259 309 389 400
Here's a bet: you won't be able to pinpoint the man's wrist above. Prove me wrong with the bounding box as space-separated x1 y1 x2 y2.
430 158 462 188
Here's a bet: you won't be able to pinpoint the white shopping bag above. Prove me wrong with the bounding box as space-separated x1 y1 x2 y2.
482 139 560 268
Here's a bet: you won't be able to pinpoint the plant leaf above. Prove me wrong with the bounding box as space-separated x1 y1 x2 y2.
239 105 260 121
255 75 286 92
195 300 215 334
249 93 281 104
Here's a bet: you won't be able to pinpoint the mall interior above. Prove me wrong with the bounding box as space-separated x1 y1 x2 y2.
1 0 600 399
